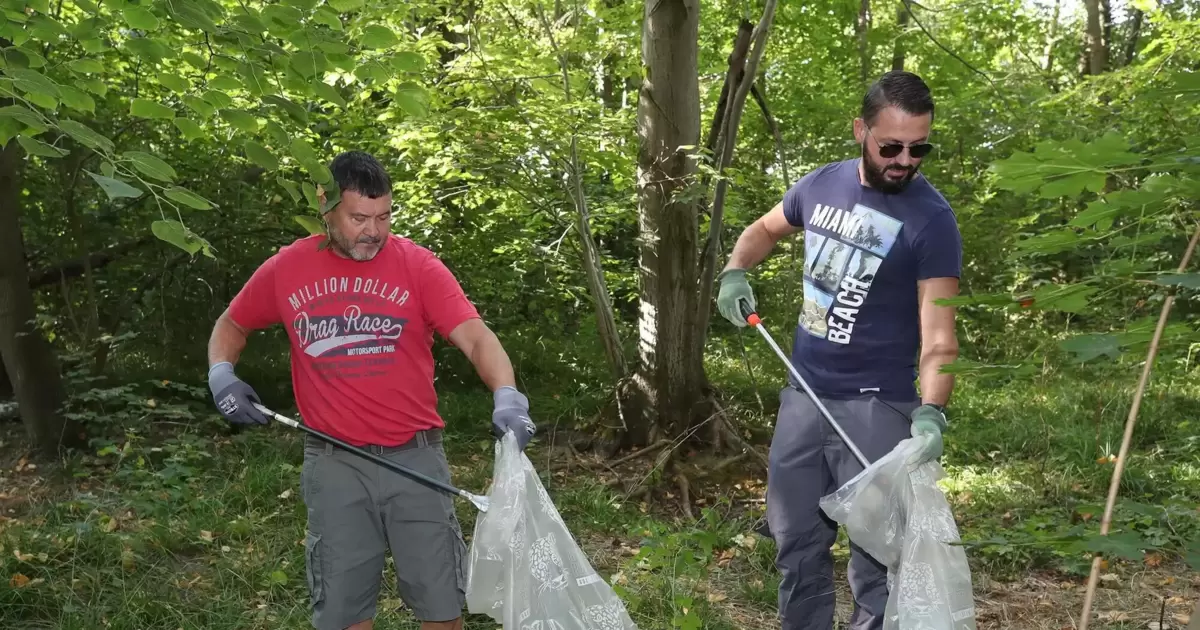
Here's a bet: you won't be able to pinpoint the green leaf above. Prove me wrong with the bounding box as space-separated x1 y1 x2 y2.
282 0 318 10
86 170 143 200
394 82 429 118
305 162 332 185
312 6 342 30
0 104 49 132
389 51 425 73
289 51 325 78
261 5 304 36
936 358 1039 378
208 75 241 91
8 68 60 98
181 52 207 69
264 121 288 146
28 15 69 41
319 181 340 214
301 180 318 209
151 220 209 256
123 150 177 182
263 95 307 124
243 140 279 170
25 90 57 110
130 98 175 119
67 58 105 74
1012 229 1087 256
327 0 364 10
289 138 319 164
988 134 1144 199
122 6 160 31
79 78 107 97
201 90 233 109
219 109 259 133
359 24 397 49
311 80 345 107
165 186 214 210
353 61 390 84
58 86 95 113
58 119 113 152
17 133 66 158
124 37 170 63
156 73 190 93
183 95 216 118
1153 273 1200 289
277 177 302 203
1030 283 1099 313
1060 334 1123 362
173 117 205 141
294 215 324 235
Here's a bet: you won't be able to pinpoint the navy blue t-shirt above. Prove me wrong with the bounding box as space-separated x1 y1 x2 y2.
781 158 962 401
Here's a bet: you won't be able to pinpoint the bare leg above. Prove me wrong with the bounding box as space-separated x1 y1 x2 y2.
345 621 372 630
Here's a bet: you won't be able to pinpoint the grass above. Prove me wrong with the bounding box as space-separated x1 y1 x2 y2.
0 338 1198 629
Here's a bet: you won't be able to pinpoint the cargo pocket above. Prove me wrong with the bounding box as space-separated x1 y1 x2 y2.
305 531 325 607
446 509 468 596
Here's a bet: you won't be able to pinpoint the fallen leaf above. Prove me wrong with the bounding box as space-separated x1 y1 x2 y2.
1100 573 1119 583
9 573 29 587
199 530 214 543
1174 614 1190 625
1099 611 1130 622
278 489 292 500
707 592 727 603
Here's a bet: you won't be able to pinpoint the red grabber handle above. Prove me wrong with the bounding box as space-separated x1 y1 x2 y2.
739 301 761 327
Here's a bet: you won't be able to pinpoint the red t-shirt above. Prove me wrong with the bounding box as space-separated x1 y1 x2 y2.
226 234 480 446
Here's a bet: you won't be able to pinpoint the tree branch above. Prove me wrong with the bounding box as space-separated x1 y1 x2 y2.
697 0 779 326
1077 222 1200 630
27 237 155 289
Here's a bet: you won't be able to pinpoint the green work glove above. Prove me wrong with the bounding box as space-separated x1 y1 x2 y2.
907 404 947 465
716 268 756 327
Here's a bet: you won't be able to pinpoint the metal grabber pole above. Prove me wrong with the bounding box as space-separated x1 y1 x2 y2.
253 403 491 512
738 303 870 469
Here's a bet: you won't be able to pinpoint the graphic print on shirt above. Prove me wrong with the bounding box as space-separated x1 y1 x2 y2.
801 202 904 345
285 276 410 377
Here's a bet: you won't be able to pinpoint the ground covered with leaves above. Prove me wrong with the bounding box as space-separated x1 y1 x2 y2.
0 366 1197 629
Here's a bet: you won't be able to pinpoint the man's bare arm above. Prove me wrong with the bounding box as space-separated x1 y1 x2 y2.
446 317 516 392
916 277 960 407
208 308 251 368
724 203 803 271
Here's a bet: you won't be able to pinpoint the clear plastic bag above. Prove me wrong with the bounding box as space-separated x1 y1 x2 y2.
818 435 977 630
466 431 640 630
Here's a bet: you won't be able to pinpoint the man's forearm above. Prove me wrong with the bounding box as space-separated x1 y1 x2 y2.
467 328 517 392
725 221 780 271
208 310 250 368
918 344 957 407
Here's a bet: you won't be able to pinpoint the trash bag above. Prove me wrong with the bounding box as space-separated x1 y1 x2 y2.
818 435 977 630
466 431 640 630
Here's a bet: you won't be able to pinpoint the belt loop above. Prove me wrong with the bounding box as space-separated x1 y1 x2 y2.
416 431 427 448
324 442 332 456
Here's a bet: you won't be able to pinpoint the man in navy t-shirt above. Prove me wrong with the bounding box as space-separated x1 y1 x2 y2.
716 71 963 630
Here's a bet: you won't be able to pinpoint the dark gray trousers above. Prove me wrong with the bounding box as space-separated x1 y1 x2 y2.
765 385 920 630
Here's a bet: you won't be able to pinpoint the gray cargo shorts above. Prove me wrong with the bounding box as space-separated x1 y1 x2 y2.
299 429 467 629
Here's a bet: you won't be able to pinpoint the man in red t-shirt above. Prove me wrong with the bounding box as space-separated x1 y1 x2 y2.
205 151 535 630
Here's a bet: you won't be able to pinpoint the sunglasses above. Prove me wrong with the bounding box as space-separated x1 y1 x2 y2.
866 127 934 159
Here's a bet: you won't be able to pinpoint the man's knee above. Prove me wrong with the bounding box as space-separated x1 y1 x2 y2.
421 617 463 630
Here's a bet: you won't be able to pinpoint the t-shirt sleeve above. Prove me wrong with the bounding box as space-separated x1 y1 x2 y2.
912 208 963 280
227 254 283 330
781 170 816 227
419 252 481 339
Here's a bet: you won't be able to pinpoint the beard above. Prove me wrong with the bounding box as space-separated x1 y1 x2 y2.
326 222 383 261
861 142 919 194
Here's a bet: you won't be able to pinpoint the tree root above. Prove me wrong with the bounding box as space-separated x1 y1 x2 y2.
677 473 694 520
610 438 671 467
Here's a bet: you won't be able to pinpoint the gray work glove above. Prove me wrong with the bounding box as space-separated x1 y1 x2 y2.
492 386 536 450
208 362 270 426
716 268 756 327
907 404 947 466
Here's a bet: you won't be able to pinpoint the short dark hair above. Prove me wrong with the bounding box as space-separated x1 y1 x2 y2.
861 71 934 126
329 151 391 198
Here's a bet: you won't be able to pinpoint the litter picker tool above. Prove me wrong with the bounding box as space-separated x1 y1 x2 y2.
739 303 869 469
253 403 490 512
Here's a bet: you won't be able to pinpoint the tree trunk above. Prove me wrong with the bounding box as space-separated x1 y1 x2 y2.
1083 0 1107 74
0 140 80 455
1123 9 1143 66
0 359 11 400
892 0 910 71
624 0 707 447
858 0 872 83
